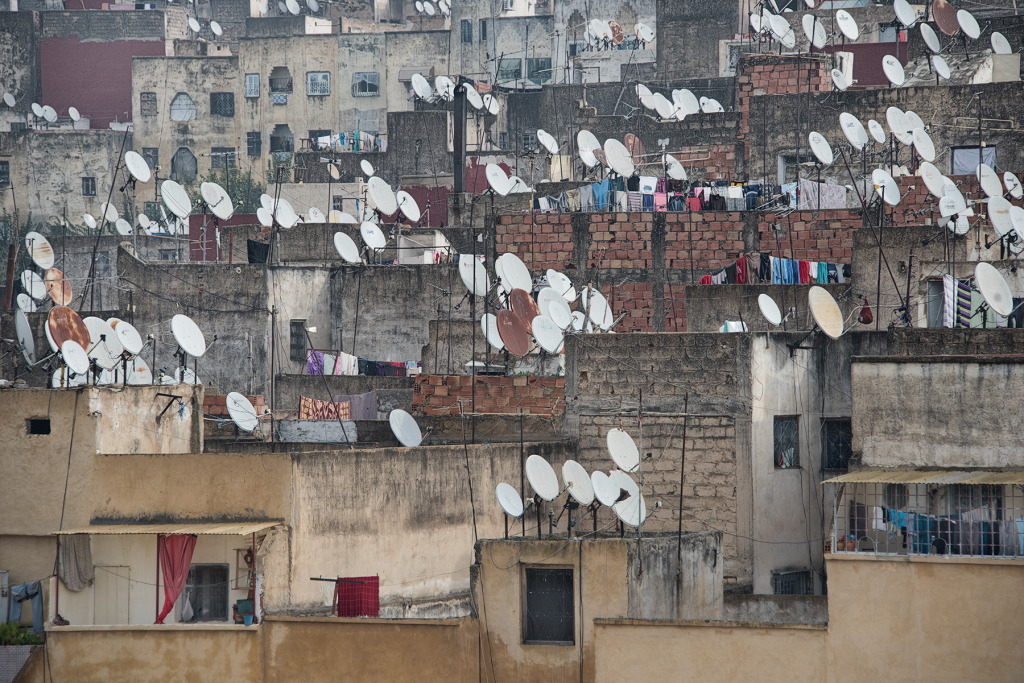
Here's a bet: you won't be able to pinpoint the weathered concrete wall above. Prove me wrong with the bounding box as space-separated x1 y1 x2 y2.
274 374 414 418
723 593 828 625
0 12 39 133
656 0 739 80
625 533 723 621
853 356 1024 468
685 283 855 333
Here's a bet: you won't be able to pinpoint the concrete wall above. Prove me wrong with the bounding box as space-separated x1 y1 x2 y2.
0 12 39 133
853 356 1024 469
656 0 739 80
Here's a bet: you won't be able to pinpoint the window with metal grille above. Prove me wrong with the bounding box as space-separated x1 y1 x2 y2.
498 132 508 150
520 132 537 151
211 147 236 170
247 132 261 157
479 19 487 41
290 320 306 362
822 419 852 471
774 416 799 469
142 148 159 171
461 19 472 43
183 564 229 622
245 73 260 98
140 91 157 116
170 147 198 182
351 72 379 97
0 161 9 185
169 93 197 122
307 71 330 96
527 57 552 84
523 568 574 644
926 279 944 328
772 569 812 595
210 92 235 117
333 196 343 211
82 176 96 196
498 57 522 83
269 66 292 93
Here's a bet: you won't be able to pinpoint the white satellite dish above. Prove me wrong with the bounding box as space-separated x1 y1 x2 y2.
15 309 35 365
227 392 260 433
989 196 1014 237
652 92 675 119
636 22 655 43
673 89 700 116
975 262 1012 316
610 471 644 527
285 0 300 14
415 0 423 11
904 110 924 131
831 69 849 91
939 193 967 218
2 93 14 107
547 297 573 330
495 483 524 518
749 12 762 33
802 14 827 49
360 221 386 250
562 460 595 506
808 286 844 339
16 293 37 314
83 316 124 370
24 231 54 270
138 214 152 232
885 106 911 137
188 16 201 32
100 202 118 223
911 128 935 162
124 151 152 183
882 55 906 86
463 84 483 110
389 409 423 447
327 163 341 181
359 159 374 177
259 193 275 210
921 23 942 53
839 113 868 150
114 218 132 236
991 32 1012 55
307 207 326 223
956 9 980 40
21 270 46 301
423 1 435 15
591 471 618 507
1004 172 1023 200
546 269 576 302
496 253 531 293
532 315 564 354
61 340 90 376
396 191 421 222
808 131 833 165
274 198 300 228
607 428 639 473
438 0 449 14
435 75 455 101
582 286 614 330
484 93 500 116
768 13 796 48
306 0 319 10
171 314 207 358
537 129 559 155
758 294 783 326
30 102 43 117
210 20 223 36
481 313 505 351
918 162 947 197
835 10 859 40
334 232 361 263
83 213 97 230
893 0 917 28
977 164 1003 199
111 319 143 355
200 181 234 220
459 254 489 297
664 154 687 180
257 207 274 227
41 105 57 123
603 138 635 177
161 180 192 218
485 163 512 196
411 73 433 100
868 119 887 144
526 454 560 501
367 176 398 216
872 168 901 206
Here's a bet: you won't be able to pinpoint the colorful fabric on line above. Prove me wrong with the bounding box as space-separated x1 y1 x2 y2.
955 279 972 328
736 257 748 284
799 260 810 284
299 396 352 420
942 274 956 328
628 191 642 211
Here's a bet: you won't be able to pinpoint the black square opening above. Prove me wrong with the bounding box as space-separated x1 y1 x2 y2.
523 568 574 644
26 418 51 435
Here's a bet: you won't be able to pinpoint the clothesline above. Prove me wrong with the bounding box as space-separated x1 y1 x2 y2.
306 349 422 377
697 253 850 285
532 177 768 214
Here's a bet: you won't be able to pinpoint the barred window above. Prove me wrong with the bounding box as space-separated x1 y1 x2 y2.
352 72 379 97
523 568 573 644
169 93 197 122
822 419 852 471
81 176 96 197
307 71 330 96
774 416 799 469
210 92 235 117
520 132 537 151
527 57 552 84
211 147 236 170
246 132 261 157
269 66 292 93
498 58 522 84
245 73 260 98
0 161 9 185
772 569 812 595
461 19 472 43
290 320 306 363
140 91 157 116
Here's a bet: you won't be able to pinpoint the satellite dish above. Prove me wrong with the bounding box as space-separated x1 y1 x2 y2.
893 0 916 28
463 84 483 110
839 113 868 150
932 0 959 35
83 316 124 369
257 207 274 227
922 24 943 54
161 180 192 218
749 12 762 33
367 176 398 216
200 181 234 220
577 129 600 154
911 128 936 162
636 22 655 43
210 20 223 36
526 454 560 501
260 193 275 210
307 0 319 10
885 106 911 137
918 162 947 197
868 119 887 144
607 428 639 473
24 231 54 270
977 164 1003 199
360 221 386 250
435 75 455 101
651 92 675 119
100 202 118 223
21 270 46 301
395 191 420 222
991 32 1012 55
570 311 586 332
227 392 260 432
48 306 91 352
278 1 287 12
636 83 652 102
274 198 300 228
808 286 844 339
545 269 576 302
1010 206 1024 241
882 55 906 86
802 15 826 49
188 16 201 32
830 69 849 91
496 253 531 294
286 0 300 14
68 106 80 122
547 297 574 330
582 286 614 330
61 340 90 376
758 293 783 326
15 309 35 365
424 1 435 15
410 73 433 100
41 105 57 123
3 93 14 107
495 483 524 518
45 267 72 305
334 232 361 263
537 129 559 155
701 98 725 113
30 102 43 117
111 319 143 355
124 151 152 183
114 218 132 236
975 262 1012 316
415 0 423 11
990 196 1014 237
438 0 449 15
562 460 594 506
510 289 540 335
171 314 207 357
603 138 635 177
536 286 564 319
307 207 326 223
508 176 530 194
458 254 489 296
673 89 700 117
496 309 529 356
808 132 833 165
664 154 687 180
956 9 980 40
83 213 97 230
590 471 618 507
939 192 967 218
904 110 924 131
768 13 796 48
1004 172 1023 199
389 409 423 447
532 315 564 354
485 163 512 196
16 293 37 314
481 313 505 351
327 163 341 181
609 470 643 526
872 168 901 206
835 10 859 40
138 214 152 231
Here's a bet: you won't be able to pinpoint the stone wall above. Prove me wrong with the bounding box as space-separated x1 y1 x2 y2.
412 374 565 416
656 0 739 80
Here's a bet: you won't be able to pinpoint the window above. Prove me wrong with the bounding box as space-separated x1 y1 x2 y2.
520 132 537 152
95 252 111 278
822 419 852 471
461 19 472 43
352 72 379 97
82 176 96 196
158 248 177 260
211 147 236 170
26 418 50 435
184 564 229 622
523 568 573 644
773 416 799 468
210 92 235 117
527 57 552 84
272 94 288 105
480 19 487 41
307 71 330 96
926 279 944 328
169 93 197 122
333 196 343 211
170 147 198 182
772 569 812 595
951 146 996 176
270 124 294 153
141 148 159 172
269 66 293 93
247 132 262 157
497 57 522 83
140 92 157 116
498 132 509 150
0 160 9 185
245 73 260 98
290 320 307 362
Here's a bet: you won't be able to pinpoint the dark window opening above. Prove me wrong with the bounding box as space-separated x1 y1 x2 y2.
82 177 96 197
480 19 487 41
26 418 51 435
523 568 574 644
772 569 812 595
774 416 799 469
247 132 262 157
210 92 235 117
351 72 379 97
333 196 343 211
527 57 552 84
290 319 306 363
211 147 236 170
461 19 472 43
141 148 159 171
170 147 198 182
0 161 9 185
140 91 157 116
183 564 229 622
269 66 293 93
822 419 852 471
270 124 294 154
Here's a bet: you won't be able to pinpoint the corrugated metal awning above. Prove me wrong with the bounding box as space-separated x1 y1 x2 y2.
398 66 433 81
53 521 281 536
823 470 1024 485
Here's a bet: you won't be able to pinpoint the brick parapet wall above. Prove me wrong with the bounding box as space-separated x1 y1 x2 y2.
412 374 565 416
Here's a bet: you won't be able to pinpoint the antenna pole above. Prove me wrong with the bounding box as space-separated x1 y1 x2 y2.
636 389 643 577
520 409 525 537
351 268 362 358
453 80 466 194
676 392 689 615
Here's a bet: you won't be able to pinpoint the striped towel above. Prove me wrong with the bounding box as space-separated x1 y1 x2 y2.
942 274 956 328
955 279 972 328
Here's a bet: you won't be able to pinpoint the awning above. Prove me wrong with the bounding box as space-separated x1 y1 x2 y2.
53 521 281 536
823 470 1024 485
397 66 433 81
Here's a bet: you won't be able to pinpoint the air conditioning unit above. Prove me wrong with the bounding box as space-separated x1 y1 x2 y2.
502 0 514 11
835 51 854 86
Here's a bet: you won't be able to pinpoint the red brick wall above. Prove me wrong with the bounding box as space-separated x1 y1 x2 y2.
666 212 746 271
203 394 266 417
674 144 739 182
758 210 860 262
412 375 565 416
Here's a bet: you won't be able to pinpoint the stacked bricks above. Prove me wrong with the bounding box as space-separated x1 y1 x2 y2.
758 210 861 262
412 374 565 416
203 394 266 417
589 214 654 269
495 213 574 272
665 211 746 271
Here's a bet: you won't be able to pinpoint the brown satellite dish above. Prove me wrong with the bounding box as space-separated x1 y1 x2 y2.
48 305 91 350
509 288 541 335
608 20 624 45
496 309 529 357
593 148 607 169
44 268 73 305
624 134 646 167
932 0 959 35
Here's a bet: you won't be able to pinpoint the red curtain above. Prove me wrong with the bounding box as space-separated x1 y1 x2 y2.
155 534 197 624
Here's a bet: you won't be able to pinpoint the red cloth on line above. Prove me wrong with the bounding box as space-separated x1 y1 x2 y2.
156 534 197 624
336 576 380 617
699 275 712 285
799 260 811 284
736 257 748 284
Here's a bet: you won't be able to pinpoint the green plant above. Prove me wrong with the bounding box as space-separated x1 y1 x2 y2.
0 621 42 646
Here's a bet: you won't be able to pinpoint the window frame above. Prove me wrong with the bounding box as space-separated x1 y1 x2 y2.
771 569 812 595
290 319 307 363
461 19 473 43
209 92 235 118
351 72 380 97
821 418 852 472
170 147 198 182
81 176 96 197
140 91 157 116
773 415 800 469
246 131 262 157
520 132 537 152
169 92 197 122
245 73 260 98
0 160 9 185
184 563 230 622
497 57 523 84
522 566 575 646
210 147 237 170
306 71 330 96
479 18 487 41
526 57 552 84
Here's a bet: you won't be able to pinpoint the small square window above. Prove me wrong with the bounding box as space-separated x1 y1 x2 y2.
290 319 307 363
772 569 812 595
461 19 472 43
245 73 260 98
527 57 552 84
822 419 852 471
523 568 574 644
520 132 537 152
210 92 235 117
0 160 9 185
307 71 330 96
140 91 157 116
26 418 50 435
141 148 159 171
82 176 96 197
333 196 343 211
498 58 522 84
352 72 379 97
247 132 262 157
774 416 799 469
211 147 236 170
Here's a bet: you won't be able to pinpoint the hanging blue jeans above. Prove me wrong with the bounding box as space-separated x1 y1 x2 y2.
9 581 44 633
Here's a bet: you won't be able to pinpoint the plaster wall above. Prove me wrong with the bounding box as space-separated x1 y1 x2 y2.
0 12 38 133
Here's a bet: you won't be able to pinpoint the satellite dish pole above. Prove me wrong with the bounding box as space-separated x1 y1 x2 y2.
453 79 467 194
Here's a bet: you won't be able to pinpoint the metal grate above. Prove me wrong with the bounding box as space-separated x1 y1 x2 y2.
210 92 235 117
523 568 574 644
307 72 330 96
140 91 157 116
184 564 229 622
772 569 812 595
247 132 261 157
822 419 852 471
81 176 96 197
774 416 799 469
351 72 379 97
